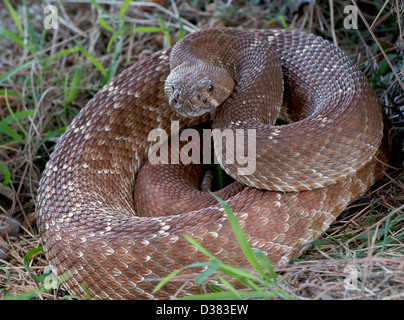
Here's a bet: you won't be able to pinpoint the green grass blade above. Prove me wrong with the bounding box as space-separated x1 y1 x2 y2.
3 289 42 300
89 0 115 23
5 89 33 142
23 0 39 52
64 65 82 106
3 0 23 36
157 13 171 47
68 64 82 102
153 261 221 294
180 290 239 300
253 249 277 282
133 26 164 33
0 125 25 144
0 92 35 144
40 28 47 50
152 268 185 294
214 263 263 283
181 289 279 300
262 15 288 30
194 263 221 285
43 47 80 69
75 42 107 78
98 17 114 33
278 15 288 29
23 246 45 282
89 0 105 12
0 27 26 47
81 283 92 300
154 195 293 299
38 126 66 149
0 110 36 127
0 59 35 85
106 28 121 52
107 34 124 80
209 192 266 278
119 0 132 22
0 89 18 97
1 266 11 284
183 234 217 261
380 214 393 254
216 275 242 299
0 162 11 186
177 17 185 41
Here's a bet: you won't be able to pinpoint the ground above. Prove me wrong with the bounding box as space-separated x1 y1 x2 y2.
0 0 403 300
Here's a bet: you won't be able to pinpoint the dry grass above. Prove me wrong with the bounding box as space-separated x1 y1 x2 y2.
0 0 403 300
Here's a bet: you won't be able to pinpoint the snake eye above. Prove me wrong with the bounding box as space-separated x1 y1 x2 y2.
208 84 214 92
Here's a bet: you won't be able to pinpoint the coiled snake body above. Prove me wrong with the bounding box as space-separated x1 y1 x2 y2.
36 28 384 299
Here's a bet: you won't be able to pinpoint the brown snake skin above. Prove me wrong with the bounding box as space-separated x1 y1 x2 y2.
36 28 384 299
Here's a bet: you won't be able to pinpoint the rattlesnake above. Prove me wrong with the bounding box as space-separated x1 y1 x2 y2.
36 28 384 299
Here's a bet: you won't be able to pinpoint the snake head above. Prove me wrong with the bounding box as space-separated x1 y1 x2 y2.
165 62 235 117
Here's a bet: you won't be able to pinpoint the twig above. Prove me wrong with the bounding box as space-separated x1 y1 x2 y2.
329 0 338 46
351 0 404 92
369 0 390 30
396 0 404 50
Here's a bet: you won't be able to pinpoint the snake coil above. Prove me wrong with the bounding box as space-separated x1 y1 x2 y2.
36 28 384 299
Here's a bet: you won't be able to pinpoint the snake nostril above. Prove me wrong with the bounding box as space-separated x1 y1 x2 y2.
170 97 180 108
172 91 180 103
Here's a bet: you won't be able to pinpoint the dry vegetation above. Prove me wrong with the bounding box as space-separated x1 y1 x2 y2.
0 0 403 300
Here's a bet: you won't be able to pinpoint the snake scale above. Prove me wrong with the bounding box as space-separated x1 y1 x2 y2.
36 28 384 299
